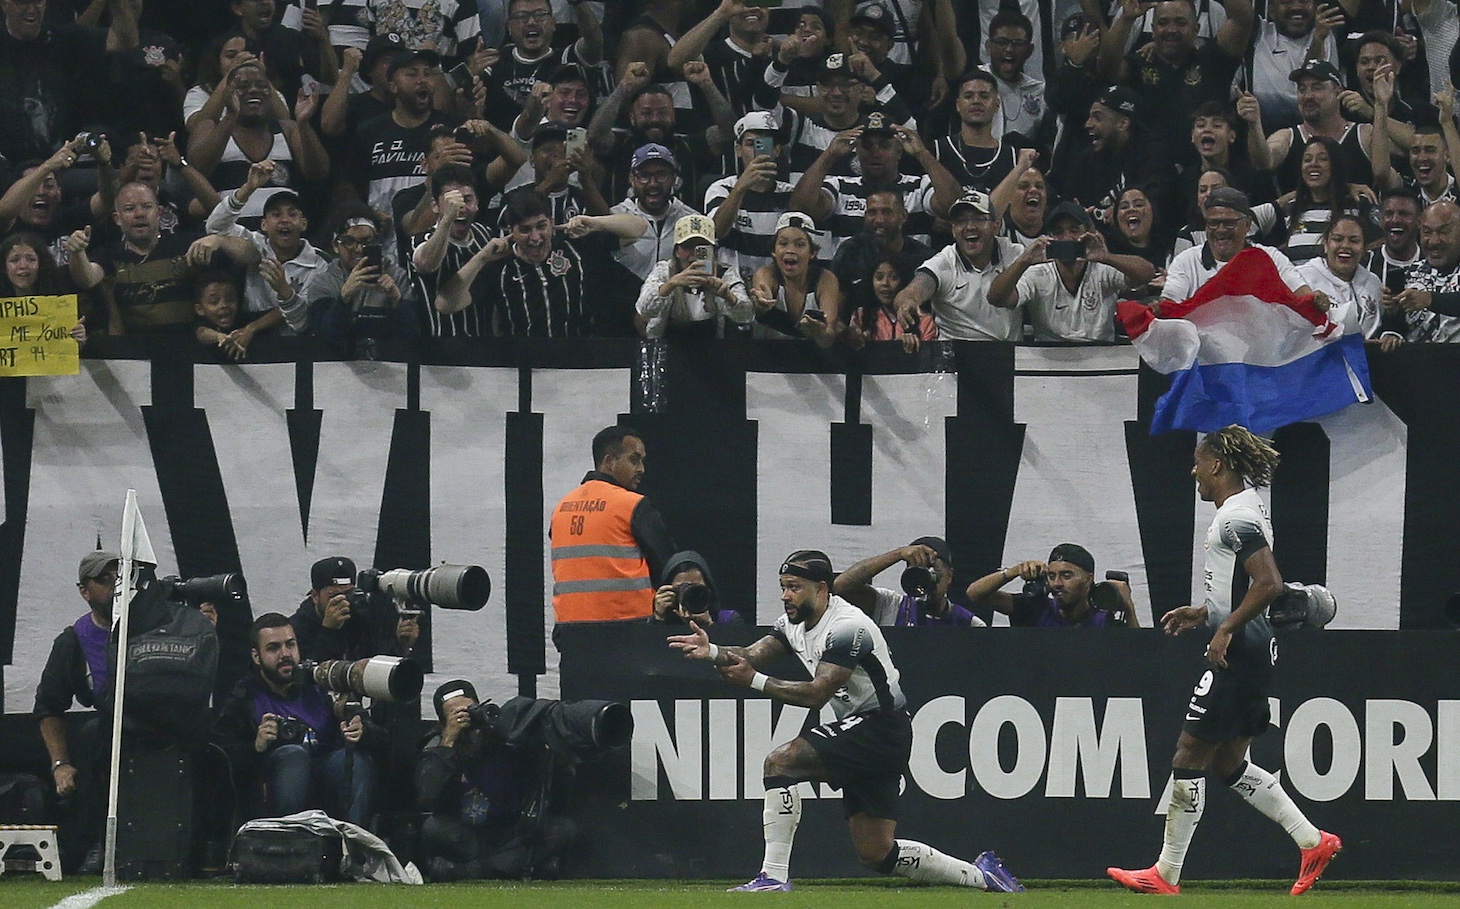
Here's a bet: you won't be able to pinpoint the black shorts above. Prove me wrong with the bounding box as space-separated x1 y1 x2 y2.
804 709 912 820
1181 656 1274 742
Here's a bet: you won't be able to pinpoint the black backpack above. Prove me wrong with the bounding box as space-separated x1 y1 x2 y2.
109 579 219 742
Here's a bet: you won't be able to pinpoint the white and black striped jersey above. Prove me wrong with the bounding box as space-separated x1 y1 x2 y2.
361 0 482 60
784 101 917 183
320 0 373 49
481 234 618 337
1202 487 1275 644
410 222 494 337
819 173 936 260
703 175 796 284
771 595 906 719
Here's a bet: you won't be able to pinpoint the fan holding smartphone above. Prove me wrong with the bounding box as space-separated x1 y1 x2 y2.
985 201 1156 342
635 215 755 338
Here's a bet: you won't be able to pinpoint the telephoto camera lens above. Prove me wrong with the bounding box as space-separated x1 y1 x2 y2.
676 582 712 613
900 566 936 598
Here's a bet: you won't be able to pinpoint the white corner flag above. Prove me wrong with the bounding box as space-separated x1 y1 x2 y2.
103 490 156 887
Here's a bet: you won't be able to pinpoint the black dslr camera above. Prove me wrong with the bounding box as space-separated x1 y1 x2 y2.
465 700 501 729
275 715 309 747
674 582 713 615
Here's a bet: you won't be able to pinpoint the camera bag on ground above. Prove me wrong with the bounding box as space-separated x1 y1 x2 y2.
231 810 423 884
231 818 345 884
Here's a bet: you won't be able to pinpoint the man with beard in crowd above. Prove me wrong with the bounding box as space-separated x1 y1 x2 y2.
482 0 605 131
588 61 736 207
1058 87 1175 223
894 190 1024 341
1393 200 1460 342
214 613 378 827
610 143 701 283
791 110 960 260
348 49 460 235
966 544 1140 627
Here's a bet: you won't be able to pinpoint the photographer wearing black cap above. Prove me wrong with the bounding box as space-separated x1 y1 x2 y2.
834 537 983 627
290 556 419 663
966 543 1140 627
417 680 576 881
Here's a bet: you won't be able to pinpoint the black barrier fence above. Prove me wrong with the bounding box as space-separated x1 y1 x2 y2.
558 623 1460 881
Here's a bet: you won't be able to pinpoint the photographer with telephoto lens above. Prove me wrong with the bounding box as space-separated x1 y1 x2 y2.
212 614 380 827
416 681 576 881
834 537 984 627
291 556 420 663
650 550 744 627
965 543 1140 627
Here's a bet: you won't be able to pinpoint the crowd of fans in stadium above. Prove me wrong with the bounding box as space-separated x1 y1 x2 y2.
3 0 1460 356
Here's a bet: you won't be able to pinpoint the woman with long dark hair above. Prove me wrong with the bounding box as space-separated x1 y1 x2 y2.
1 232 88 343
1280 136 1374 264
849 252 936 352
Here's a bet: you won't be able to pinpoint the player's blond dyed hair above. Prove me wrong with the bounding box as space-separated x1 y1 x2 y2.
1201 424 1280 488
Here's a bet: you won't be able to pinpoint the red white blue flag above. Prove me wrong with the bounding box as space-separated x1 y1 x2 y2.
1117 247 1372 435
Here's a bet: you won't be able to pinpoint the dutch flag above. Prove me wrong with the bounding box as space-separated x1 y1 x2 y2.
1117 247 1373 436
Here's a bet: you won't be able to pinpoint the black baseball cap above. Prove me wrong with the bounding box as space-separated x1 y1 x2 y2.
362 33 408 76
387 47 442 77
311 556 357 589
532 121 570 147
433 679 479 720
1289 59 1342 86
261 189 302 215
819 52 864 83
859 107 898 135
1044 200 1093 232
1047 544 1095 575
910 536 953 568
1096 86 1140 118
850 3 897 37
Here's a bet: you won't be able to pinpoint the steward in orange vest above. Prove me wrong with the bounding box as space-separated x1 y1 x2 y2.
550 427 675 623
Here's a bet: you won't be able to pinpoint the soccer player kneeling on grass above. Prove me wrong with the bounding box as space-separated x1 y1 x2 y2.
669 550 1023 893
1108 426 1342 896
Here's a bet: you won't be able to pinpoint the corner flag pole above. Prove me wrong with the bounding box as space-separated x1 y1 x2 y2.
103 489 154 887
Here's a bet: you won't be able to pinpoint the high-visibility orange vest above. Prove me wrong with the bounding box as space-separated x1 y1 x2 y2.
550 478 653 622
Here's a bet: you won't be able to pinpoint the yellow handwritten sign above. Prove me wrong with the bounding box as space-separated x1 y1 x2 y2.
0 295 80 377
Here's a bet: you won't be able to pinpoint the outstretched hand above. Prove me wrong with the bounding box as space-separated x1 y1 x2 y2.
1160 604 1208 637
667 619 712 660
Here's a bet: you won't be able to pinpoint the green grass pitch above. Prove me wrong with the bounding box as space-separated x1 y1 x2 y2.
6 879 1460 909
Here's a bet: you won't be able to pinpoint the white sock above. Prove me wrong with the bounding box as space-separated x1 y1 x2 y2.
888 840 988 889
1156 774 1206 885
760 785 801 881
1228 762 1321 849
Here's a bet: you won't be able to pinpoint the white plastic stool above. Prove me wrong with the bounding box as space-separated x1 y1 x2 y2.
0 824 63 881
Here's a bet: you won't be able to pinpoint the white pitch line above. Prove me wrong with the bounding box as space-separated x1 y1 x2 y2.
46 885 129 909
